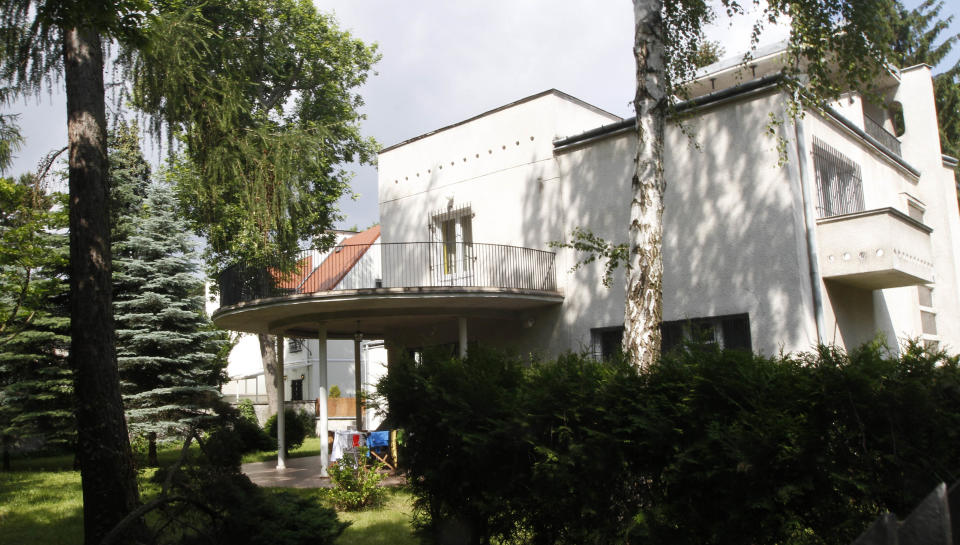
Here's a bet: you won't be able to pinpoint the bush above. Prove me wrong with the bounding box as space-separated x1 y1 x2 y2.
237 399 258 424
264 408 307 455
378 343 960 545
328 385 341 398
328 446 386 510
141 426 348 544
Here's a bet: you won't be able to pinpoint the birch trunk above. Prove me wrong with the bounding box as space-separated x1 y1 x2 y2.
625 0 667 369
64 26 144 544
258 333 280 417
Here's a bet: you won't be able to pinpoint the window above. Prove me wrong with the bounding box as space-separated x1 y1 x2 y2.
590 314 751 361
661 313 752 353
291 379 303 401
288 338 304 353
918 285 938 340
591 327 625 361
431 204 474 284
813 138 864 218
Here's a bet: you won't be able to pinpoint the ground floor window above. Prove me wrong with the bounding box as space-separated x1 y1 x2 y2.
291 378 303 401
591 313 751 361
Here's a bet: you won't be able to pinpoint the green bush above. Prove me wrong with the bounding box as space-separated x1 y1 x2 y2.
328 446 386 510
144 425 348 544
237 398 258 424
378 342 960 545
328 385 341 398
264 408 307 455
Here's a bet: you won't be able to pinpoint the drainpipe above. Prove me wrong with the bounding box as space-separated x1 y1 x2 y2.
794 113 827 345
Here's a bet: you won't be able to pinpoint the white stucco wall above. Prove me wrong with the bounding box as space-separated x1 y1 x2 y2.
374 72 960 357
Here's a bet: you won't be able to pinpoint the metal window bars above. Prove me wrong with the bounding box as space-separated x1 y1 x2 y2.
812 137 865 218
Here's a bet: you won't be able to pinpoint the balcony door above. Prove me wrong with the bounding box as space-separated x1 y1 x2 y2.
432 206 473 286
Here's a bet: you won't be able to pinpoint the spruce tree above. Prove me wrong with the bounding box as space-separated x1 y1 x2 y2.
0 174 72 470
114 180 227 466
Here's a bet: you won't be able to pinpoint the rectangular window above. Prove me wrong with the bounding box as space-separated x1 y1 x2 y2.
431 204 474 285
592 314 751 361
291 379 303 401
591 327 625 362
812 138 864 218
661 313 752 353
921 311 938 336
918 285 933 308
288 338 304 353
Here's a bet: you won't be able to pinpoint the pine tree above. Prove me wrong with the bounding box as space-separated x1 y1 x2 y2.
113 180 227 467
0 174 72 470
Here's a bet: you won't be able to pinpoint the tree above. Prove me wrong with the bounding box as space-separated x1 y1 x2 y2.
625 0 899 366
114 179 228 467
0 173 72 470
126 0 378 412
0 1 156 541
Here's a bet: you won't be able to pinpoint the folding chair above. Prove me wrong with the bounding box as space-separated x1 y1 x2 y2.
365 430 394 470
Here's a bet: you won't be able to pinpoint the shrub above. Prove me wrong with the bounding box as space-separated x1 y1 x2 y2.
139 426 348 545
264 408 307 455
379 343 960 545
328 385 341 398
237 399 258 425
328 446 386 510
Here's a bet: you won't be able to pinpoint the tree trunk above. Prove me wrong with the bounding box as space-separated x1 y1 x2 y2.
258 333 280 417
625 0 667 369
63 26 143 544
147 432 158 468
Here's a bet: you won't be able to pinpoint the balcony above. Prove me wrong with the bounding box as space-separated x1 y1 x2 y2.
863 114 902 157
213 242 562 337
816 208 933 290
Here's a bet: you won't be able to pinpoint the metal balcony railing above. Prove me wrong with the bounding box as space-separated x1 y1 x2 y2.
863 114 902 157
218 242 558 307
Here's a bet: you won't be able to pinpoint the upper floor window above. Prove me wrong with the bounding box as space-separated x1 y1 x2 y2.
430 204 474 283
288 338 304 353
813 138 864 218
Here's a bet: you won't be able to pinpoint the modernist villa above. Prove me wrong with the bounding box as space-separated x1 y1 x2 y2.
211 45 960 470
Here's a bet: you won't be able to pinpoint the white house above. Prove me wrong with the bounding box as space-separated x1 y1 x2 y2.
211 46 960 472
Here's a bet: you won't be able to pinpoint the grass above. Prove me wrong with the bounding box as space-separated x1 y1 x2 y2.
240 435 327 463
1 442 417 545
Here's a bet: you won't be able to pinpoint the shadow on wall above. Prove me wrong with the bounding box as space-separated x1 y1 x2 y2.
515 92 823 356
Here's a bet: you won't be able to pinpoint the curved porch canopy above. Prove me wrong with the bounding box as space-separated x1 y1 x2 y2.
213 286 564 339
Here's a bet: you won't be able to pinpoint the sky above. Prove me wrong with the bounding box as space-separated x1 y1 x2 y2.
5 0 959 231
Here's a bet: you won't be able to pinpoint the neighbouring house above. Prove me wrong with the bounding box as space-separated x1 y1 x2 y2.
211 228 388 430
211 45 960 471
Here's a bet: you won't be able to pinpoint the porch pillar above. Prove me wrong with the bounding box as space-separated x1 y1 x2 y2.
458 317 468 358
353 331 364 430
275 335 286 471
316 325 329 477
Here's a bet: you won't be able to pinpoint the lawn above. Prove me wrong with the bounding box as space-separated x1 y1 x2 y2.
0 444 418 545
240 435 327 463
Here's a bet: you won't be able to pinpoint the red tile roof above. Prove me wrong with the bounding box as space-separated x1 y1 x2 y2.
300 225 380 293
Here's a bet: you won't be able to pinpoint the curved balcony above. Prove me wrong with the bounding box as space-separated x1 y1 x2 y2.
213 242 563 338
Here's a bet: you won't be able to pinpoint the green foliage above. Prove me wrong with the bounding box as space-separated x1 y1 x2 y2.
0 174 73 464
549 227 629 288
236 398 258 424
379 344 960 545
125 0 380 272
264 408 308 455
113 167 229 446
329 384 342 398
328 446 386 511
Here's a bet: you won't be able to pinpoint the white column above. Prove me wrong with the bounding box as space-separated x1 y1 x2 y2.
276 335 286 471
316 325 329 477
353 332 364 431
458 317 468 358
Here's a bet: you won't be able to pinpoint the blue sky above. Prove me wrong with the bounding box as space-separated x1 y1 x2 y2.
4 0 958 232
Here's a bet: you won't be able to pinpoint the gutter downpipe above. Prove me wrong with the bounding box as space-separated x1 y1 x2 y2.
794 106 827 345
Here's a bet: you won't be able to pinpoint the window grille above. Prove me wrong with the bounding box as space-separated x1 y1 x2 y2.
812 138 865 218
288 338 304 353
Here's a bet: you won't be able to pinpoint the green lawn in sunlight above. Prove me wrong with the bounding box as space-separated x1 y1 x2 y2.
1 443 417 545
